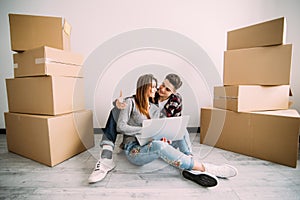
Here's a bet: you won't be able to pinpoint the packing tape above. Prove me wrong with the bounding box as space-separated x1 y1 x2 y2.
35 58 53 64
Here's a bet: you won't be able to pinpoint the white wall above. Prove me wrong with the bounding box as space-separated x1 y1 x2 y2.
0 0 299 128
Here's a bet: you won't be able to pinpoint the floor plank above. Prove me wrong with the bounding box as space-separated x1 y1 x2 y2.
0 134 299 200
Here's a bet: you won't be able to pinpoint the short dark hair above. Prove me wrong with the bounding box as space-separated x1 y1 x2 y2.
165 73 182 90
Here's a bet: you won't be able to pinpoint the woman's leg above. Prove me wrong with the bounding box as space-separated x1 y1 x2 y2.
125 140 194 170
100 107 120 149
171 129 193 155
171 140 191 155
125 140 219 188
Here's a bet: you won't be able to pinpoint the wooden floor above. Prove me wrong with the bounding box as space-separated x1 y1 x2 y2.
0 133 300 200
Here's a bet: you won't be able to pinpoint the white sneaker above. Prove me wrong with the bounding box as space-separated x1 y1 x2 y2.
182 170 219 187
88 158 116 183
203 163 238 178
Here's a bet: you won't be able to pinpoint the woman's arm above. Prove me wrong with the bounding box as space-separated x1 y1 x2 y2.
117 98 142 136
112 90 127 109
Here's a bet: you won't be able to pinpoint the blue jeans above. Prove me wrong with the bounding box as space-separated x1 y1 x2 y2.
171 136 192 155
124 140 194 170
176 128 193 155
100 107 193 155
100 107 120 148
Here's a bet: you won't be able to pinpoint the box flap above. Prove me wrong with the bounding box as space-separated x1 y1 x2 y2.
251 109 300 118
63 20 72 36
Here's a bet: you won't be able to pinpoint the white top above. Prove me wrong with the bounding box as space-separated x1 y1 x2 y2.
158 99 168 112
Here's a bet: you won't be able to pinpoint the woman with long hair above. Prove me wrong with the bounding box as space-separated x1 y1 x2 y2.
117 74 237 187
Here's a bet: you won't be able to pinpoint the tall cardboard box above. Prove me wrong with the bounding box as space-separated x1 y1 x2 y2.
227 17 285 50
200 107 300 167
4 110 95 167
223 44 292 85
213 85 290 112
13 46 84 78
6 76 85 115
9 13 71 52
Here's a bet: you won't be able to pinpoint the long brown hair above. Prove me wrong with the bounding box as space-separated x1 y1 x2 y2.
135 74 157 119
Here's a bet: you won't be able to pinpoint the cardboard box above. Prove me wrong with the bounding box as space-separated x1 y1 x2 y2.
223 44 292 85
13 46 84 77
200 107 300 167
6 76 85 115
227 17 285 50
14 62 83 78
9 13 71 52
213 85 290 112
4 110 95 167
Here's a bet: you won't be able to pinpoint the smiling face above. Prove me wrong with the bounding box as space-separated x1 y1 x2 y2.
135 74 158 118
157 79 175 101
147 79 157 98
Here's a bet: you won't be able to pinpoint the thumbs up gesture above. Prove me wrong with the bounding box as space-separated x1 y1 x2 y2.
116 90 127 109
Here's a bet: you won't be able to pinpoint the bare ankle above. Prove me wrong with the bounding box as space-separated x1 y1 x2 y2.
192 161 205 172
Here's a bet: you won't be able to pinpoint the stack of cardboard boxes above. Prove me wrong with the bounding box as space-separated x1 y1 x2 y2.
4 13 95 167
200 17 300 168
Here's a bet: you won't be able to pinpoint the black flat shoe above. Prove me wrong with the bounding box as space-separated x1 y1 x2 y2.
182 170 219 187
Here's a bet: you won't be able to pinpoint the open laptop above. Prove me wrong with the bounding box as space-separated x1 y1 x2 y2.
136 115 190 146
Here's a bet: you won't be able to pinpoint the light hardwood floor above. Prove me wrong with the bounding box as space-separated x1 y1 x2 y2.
0 133 299 200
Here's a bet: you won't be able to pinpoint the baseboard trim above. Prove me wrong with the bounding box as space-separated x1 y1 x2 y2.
94 128 103 134
0 128 199 134
1 128 299 143
93 127 200 134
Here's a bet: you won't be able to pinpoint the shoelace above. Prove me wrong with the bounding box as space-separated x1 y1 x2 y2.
94 161 108 173
94 161 102 171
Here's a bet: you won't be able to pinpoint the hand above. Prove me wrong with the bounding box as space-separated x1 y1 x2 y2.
161 137 172 145
116 90 127 109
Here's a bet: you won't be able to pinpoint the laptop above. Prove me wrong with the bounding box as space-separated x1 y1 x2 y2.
136 115 190 146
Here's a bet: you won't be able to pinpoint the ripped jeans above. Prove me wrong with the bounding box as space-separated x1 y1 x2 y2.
124 140 194 170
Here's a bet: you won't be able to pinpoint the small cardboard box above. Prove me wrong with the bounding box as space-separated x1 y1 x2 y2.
6 76 85 115
200 107 300 168
9 13 71 52
4 110 95 167
13 46 84 77
14 63 83 78
227 17 285 50
213 85 290 112
223 44 292 85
